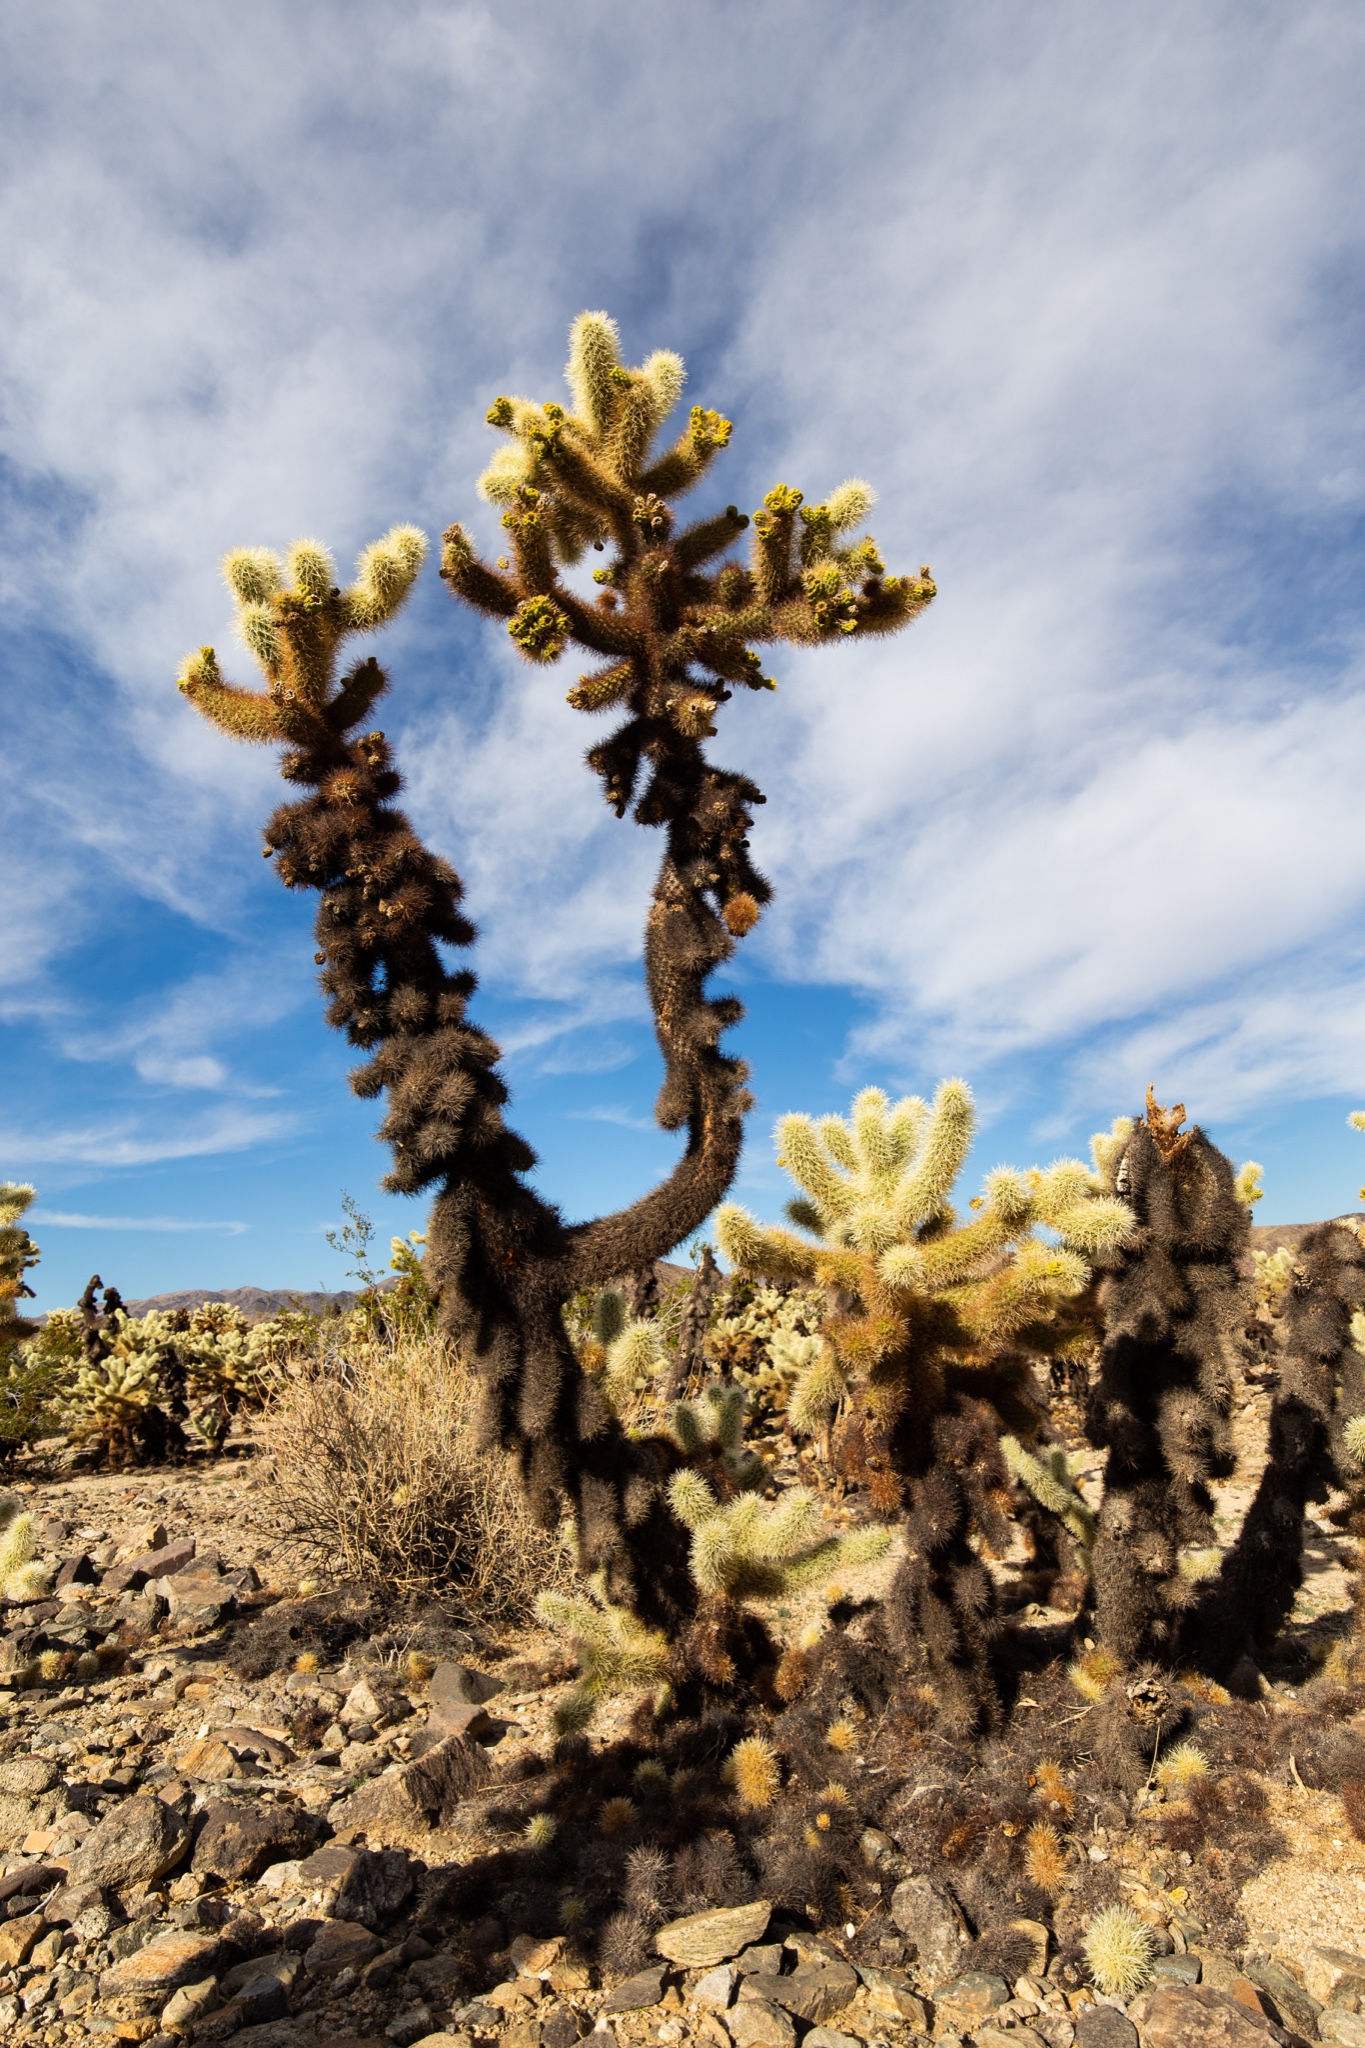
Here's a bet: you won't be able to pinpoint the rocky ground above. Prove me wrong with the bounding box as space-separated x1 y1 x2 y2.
0 1419 1363 2048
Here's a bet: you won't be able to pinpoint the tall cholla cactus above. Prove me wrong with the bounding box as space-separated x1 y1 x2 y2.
1087 1091 1258 1667
0 1186 40 1355
717 1081 1133 1735
177 312 935 1627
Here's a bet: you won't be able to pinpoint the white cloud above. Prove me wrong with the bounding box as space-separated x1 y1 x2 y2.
30 1210 248 1235
1 0 1364 1144
0 1108 295 1167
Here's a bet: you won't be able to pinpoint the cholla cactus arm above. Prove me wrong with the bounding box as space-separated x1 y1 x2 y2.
1001 1435 1096 1554
891 1079 975 1231
0 1497 50 1601
1233 1161 1264 1206
603 1320 663 1408
715 1204 819 1279
951 1240 1091 1345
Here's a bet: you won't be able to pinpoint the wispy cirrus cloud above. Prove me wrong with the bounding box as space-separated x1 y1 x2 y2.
30 1209 247 1235
0 1108 295 1168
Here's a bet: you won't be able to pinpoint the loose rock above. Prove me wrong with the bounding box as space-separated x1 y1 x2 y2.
655 1900 772 1968
66 1792 192 1889
1127 1982 1291 2044
888 1874 969 1984
192 1797 330 1881
100 1928 223 1996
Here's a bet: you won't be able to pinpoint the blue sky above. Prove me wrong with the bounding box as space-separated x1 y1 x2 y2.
5 2 1365 1311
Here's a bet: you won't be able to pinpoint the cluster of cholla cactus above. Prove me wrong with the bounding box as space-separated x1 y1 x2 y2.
177 308 934 1624
717 1080 1133 1733
18 1281 286 1469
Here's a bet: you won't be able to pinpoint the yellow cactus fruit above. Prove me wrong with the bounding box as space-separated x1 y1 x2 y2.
728 1735 781 1810
1024 1822 1067 1894
1068 1646 1121 1700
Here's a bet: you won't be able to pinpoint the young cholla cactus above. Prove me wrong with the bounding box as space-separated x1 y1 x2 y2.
0 1496 51 1602
0 1193 69 1459
717 1081 1132 1734
178 312 935 1629
536 1577 672 1734
668 1471 889 1606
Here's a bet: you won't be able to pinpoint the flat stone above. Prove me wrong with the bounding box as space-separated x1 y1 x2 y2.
1151 1956 1201 1986
888 1875 968 1984
1010 1916 1050 1974
740 1963 858 2024
0 1862 59 1903
104 1539 197 1595
1075 2012 1138 2047
1322 2016 1365 2047
507 1935 563 1977
304 1919 384 1975
429 1661 504 1707
426 1701 492 1741
802 2032 860 2048
1307 1949 1365 2007
65 1793 191 1889
329 1734 492 1840
932 1969 1009 2021
737 1944 786 1975
656 1900 772 1968
220 1955 302 2001
101 1929 222 1996
296 1843 412 1929
197 1978 291 2038
1127 1983 1290 2045
0 1913 45 1967
855 1964 926 2025
725 2000 795 2048
600 1965 666 2013
192 1799 329 1881
1245 1961 1321 2037
693 1965 738 2010
160 1976 221 2031
0 1758 59 1797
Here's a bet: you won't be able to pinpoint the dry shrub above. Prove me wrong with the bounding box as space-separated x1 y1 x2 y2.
261 1327 576 1615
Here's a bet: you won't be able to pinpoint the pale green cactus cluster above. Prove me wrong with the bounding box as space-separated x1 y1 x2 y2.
536 1576 672 1734
666 1468 889 1602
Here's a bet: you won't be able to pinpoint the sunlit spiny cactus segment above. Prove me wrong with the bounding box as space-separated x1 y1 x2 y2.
718 1081 1134 1735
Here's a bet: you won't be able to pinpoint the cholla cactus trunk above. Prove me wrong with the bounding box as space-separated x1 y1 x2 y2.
1088 1094 1248 1667
1187 1221 1365 1675
663 1246 722 1402
178 313 933 1625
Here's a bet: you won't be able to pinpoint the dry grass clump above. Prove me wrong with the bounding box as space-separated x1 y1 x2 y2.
261 1326 576 1614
